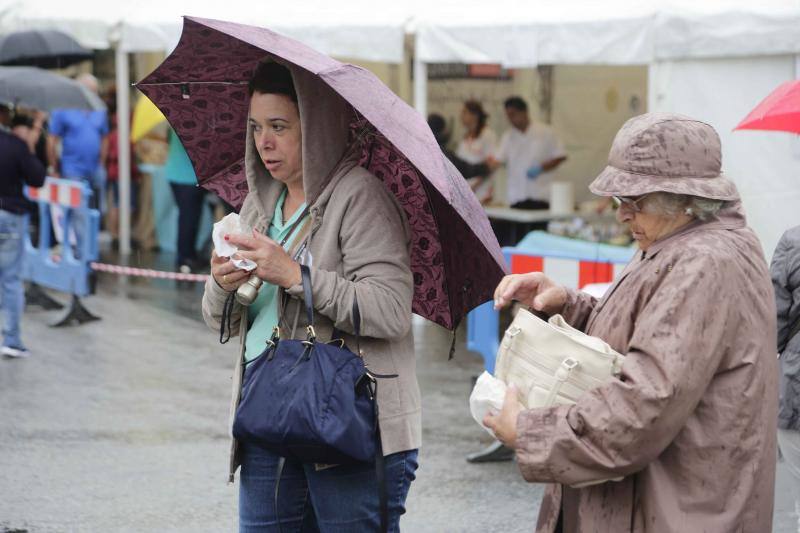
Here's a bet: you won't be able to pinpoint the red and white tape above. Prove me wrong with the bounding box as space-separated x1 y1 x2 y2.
90 262 210 282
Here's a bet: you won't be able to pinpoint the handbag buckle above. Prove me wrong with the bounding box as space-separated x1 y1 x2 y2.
562 357 579 370
502 326 521 348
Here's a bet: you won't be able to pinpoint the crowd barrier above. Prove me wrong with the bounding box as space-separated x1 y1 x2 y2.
23 177 100 326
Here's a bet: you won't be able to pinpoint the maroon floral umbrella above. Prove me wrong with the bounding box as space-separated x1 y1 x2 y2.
136 16 506 330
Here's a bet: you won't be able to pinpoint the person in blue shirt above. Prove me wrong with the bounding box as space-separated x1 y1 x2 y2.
47 73 108 258
48 74 109 183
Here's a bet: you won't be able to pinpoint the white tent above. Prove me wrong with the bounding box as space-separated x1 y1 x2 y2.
4 0 800 257
414 1 800 259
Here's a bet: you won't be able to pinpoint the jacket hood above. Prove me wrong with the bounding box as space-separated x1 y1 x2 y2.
243 58 356 221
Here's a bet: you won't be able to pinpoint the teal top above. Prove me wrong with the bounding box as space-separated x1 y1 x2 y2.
244 189 309 362
164 131 198 185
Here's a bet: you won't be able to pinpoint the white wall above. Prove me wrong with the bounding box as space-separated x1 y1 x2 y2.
551 65 648 203
649 55 800 261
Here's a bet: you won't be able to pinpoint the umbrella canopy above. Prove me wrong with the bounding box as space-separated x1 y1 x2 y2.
131 94 167 142
0 29 92 69
0 67 106 111
735 80 800 134
137 16 506 330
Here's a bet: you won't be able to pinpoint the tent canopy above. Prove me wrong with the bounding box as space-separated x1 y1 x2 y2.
415 0 800 67
0 0 407 60
2 1 798 63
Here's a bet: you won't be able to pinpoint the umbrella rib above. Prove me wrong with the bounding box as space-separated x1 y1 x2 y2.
137 81 248 87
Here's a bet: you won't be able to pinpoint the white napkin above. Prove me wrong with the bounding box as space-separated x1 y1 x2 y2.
212 213 257 271
469 371 508 437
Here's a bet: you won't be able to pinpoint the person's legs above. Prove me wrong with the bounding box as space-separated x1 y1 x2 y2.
778 429 800 532
63 175 91 260
238 442 318 533
0 211 28 355
304 450 419 533
170 183 206 268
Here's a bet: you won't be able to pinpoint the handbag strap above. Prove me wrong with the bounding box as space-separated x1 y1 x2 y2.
331 296 362 355
300 264 315 337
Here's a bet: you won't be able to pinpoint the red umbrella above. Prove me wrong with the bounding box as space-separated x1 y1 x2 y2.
735 80 800 134
136 16 506 331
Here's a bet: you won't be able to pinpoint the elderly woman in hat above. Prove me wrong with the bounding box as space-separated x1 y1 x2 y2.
485 113 778 532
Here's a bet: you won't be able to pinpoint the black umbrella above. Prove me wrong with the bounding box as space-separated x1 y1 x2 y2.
0 29 92 69
0 67 105 111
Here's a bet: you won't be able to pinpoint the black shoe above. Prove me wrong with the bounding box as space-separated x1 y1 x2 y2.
466 441 515 463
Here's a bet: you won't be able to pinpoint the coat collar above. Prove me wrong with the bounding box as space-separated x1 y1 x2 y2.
640 201 746 260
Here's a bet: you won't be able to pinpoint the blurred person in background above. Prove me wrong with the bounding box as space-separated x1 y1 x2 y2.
772 225 800 533
165 129 206 274
456 100 496 204
106 112 141 251
488 96 567 244
48 73 109 257
427 113 492 181
0 110 46 358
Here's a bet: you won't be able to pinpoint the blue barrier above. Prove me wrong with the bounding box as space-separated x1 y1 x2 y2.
23 177 101 326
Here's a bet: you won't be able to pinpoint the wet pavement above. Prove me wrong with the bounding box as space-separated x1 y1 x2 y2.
0 254 796 532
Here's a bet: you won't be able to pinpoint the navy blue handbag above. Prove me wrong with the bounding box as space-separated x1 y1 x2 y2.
233 264 382 464
232 265 394 531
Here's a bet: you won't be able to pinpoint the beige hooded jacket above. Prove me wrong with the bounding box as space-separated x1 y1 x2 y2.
516 204 778 532
201 63 419 482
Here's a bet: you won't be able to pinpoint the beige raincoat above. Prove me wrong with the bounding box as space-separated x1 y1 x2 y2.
517 204 778 532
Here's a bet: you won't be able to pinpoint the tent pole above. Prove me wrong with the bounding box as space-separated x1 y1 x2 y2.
413 45 427 118
115 42 131 257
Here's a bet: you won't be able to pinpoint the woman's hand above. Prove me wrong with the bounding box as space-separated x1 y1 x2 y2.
226 230 302 289
483 386 522 449
493 272 568 315
210 250 251 292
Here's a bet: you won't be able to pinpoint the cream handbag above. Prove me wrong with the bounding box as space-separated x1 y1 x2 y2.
495 308 625 410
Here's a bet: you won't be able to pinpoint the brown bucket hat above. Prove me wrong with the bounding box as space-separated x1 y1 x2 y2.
590 112 740 201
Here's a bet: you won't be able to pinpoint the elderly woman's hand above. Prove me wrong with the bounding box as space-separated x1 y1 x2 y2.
483 385 523 449
227 230 302 289
210 250 251 292
493 272 568 315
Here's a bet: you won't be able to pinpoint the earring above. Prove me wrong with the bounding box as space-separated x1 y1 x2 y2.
685 207 694 216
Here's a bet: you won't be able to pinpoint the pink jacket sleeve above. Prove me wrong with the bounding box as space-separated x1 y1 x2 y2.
515 254 734 486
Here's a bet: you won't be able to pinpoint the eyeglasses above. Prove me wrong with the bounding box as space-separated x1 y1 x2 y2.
611 194 649 213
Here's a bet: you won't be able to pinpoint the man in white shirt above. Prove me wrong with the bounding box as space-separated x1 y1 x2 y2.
492 96 567 209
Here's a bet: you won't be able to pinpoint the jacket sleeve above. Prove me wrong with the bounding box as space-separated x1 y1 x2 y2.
559 288 598 331
286 177 413 341
15 138 46 188
515 254 734 486
772 230 799 353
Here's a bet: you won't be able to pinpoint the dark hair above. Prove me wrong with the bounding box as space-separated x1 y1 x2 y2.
11 113 33 129
463 100 488 136
427 113 450 146
248 59 297 102
504 96 528 112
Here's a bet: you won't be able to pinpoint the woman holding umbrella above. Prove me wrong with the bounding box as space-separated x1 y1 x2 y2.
202 60 419 531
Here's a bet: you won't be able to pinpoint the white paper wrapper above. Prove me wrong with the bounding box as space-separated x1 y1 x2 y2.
469 371 508 436
212 213 257 271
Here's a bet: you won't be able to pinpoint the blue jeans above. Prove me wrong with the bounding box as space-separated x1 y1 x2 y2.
0 210 28 349
239 443 419 533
